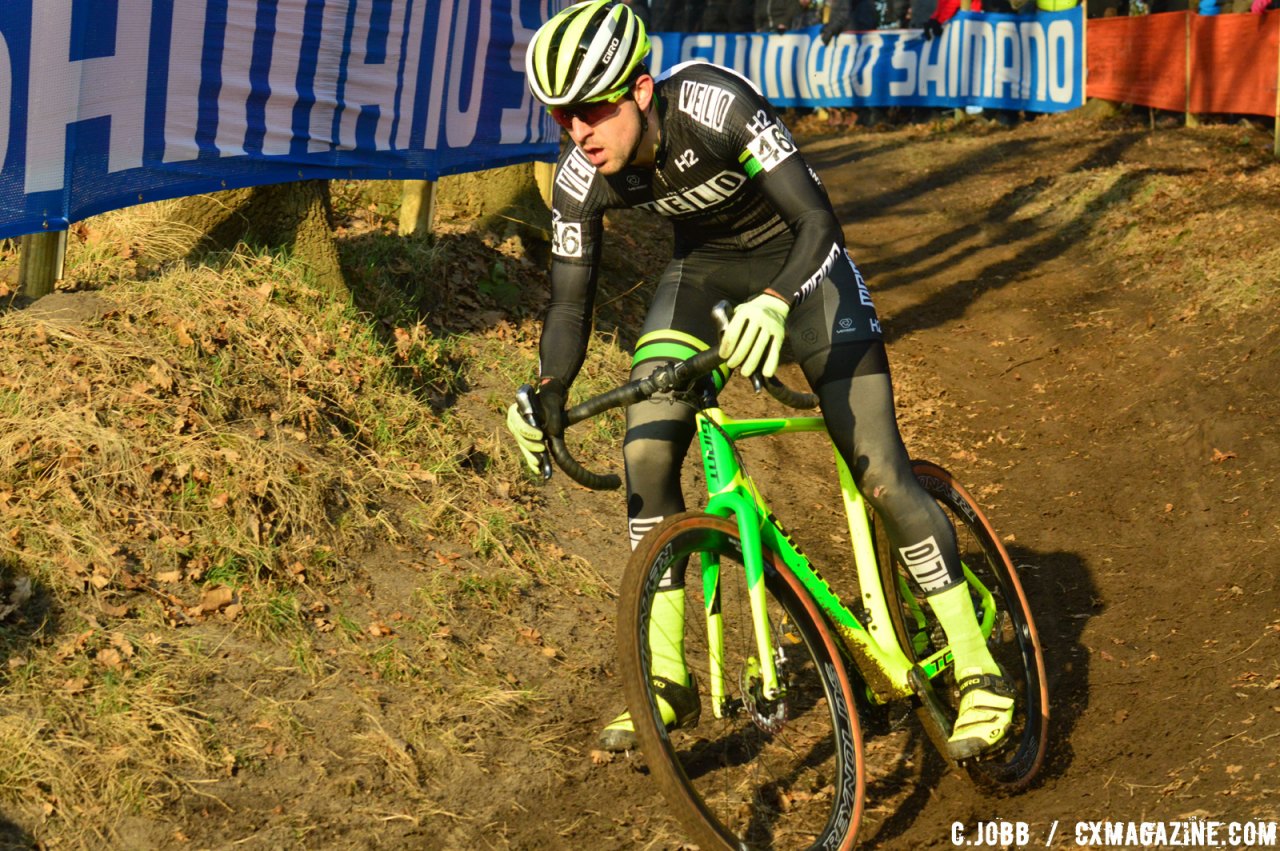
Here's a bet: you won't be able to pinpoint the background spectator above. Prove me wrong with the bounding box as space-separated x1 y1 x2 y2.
793 0 825 29
701 0 754 30
653 0 705 30
885 0 938 30
620 0 653 28
756 0 800 31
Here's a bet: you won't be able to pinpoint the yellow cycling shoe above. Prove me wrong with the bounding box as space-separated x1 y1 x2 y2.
947 669 1014 760
598 675 701 753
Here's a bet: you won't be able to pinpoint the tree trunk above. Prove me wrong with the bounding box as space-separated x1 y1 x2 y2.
147 180 348 301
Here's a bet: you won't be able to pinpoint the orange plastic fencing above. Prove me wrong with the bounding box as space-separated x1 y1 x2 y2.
1088 13 1188 111
1087 11 1280 116
1190 14 1280 115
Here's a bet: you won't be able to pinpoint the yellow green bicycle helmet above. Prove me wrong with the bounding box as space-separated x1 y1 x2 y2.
526 0 651 107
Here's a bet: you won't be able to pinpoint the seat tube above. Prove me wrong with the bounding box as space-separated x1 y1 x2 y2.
835 448 914 675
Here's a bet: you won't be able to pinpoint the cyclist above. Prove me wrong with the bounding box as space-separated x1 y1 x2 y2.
506 0 1013 758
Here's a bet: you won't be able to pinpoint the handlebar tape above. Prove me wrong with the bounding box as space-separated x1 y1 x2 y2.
547 435 622 490
554 348 725 490
762 376 819 409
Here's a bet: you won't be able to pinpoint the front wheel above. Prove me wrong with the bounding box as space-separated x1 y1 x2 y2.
618 512 865 850
879 461 1049 791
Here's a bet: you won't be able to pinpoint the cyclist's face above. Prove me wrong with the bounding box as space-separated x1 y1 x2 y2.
562 75 654 175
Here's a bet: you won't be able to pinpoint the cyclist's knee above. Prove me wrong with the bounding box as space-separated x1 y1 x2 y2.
623 434 685 478
851 449 918 510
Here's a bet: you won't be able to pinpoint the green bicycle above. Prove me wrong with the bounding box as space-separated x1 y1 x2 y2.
520 309 1049 850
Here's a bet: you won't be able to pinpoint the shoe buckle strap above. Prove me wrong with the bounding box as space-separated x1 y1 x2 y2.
956 672 1015 700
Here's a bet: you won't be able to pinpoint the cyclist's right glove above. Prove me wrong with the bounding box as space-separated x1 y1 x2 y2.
505 378 566 475
719 291 791 379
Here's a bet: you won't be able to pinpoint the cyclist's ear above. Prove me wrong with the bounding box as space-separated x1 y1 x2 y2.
632 74 655 113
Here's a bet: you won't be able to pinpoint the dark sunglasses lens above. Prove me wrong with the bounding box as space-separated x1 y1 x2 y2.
550 98 620 129
550 107 575 129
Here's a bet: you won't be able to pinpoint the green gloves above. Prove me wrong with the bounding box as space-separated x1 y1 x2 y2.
719 292 792 378
506 401 546 474
505 378 566 475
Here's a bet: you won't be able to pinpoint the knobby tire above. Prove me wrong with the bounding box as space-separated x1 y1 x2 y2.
618 512 865 851
878 460 1050 790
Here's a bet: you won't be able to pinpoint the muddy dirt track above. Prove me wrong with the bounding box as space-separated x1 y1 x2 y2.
485 110 1280 851
51 109 1276 851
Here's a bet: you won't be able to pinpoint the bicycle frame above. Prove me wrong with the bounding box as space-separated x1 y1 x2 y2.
692 402 998 718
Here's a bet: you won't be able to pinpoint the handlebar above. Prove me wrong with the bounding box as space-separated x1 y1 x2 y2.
521 302 821 491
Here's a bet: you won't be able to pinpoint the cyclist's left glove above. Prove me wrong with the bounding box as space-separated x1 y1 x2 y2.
505 377 567 474
719 292 791 379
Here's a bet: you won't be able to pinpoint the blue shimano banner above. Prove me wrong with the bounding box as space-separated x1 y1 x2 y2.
651 9 1084 112
0 0 559 239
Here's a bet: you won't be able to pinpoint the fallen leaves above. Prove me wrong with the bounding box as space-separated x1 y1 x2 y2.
194 585 235 615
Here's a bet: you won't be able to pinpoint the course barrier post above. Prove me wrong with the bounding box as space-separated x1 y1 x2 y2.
399 181 437 237
1274 25 1280 157
18 231 67 298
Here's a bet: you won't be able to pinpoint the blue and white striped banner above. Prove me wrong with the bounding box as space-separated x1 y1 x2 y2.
0 0 559 239
651 9 1084 112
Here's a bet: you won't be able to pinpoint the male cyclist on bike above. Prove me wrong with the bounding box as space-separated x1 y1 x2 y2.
506 0 1013 758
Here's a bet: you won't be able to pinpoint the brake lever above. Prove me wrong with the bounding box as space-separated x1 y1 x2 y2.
712 300 733 335
515 384 553 481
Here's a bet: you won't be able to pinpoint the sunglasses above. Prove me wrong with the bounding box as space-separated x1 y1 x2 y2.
548 87 632 130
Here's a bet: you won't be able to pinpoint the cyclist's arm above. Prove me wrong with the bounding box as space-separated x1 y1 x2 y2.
720 74 847 307
538 146 611 386
539 256 600 385
752 153 847 308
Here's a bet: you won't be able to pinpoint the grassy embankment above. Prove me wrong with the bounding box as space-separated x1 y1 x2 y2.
0 182 637 848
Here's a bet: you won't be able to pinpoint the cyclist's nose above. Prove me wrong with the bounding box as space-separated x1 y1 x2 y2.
567 118 592 144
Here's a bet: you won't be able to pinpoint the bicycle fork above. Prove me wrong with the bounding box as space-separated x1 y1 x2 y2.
699 505 786 720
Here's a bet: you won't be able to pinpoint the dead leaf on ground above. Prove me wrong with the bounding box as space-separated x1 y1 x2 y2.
96 647 124 670
196 586 235 613
99 600 130 618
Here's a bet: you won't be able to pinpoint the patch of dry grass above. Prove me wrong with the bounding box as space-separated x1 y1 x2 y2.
0 187 625 846
0 255 458 601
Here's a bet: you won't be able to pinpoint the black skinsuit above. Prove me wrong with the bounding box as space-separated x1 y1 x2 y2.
541 61 961 593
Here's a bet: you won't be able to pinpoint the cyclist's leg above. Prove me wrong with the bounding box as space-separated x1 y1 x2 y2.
600 257 727 751
790 254 1013 753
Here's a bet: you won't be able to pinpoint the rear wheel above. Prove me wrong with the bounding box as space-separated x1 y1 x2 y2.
618 512 865 850
878 461 1049 790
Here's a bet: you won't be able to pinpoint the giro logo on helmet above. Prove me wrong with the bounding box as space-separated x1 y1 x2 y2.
603 37 621 65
